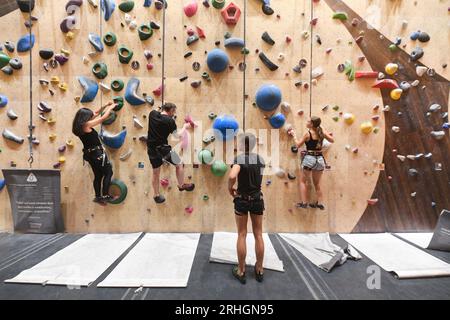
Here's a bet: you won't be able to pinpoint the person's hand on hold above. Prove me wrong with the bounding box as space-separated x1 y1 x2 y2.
229 187 237 198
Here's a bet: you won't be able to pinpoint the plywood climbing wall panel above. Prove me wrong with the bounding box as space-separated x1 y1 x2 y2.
0 8 32 231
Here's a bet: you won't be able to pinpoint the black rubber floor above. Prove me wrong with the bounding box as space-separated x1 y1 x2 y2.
0 233 449 300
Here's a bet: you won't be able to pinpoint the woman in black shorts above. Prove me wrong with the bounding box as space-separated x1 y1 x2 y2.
288 117 334 210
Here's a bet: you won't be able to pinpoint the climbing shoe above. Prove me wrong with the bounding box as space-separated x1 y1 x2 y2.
232 266 246 285
254 267 264 283
296 202 308 209
102 195 118 202
309 203 317 209
93 197 106 206
178 183 195 192
154 195 166 204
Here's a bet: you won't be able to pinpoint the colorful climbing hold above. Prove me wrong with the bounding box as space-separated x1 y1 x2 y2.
390 89 403 101
17 34 35 52
385 63 398 75
221 2 241 25
103 32 117 46
256 84 282 112
92 62 108 79
207 49 229 73
269 113 286 129
213 115 239 141
125 78 146 106
100 0 116 21
211 160 228 177
138 24 153 41
184 0 198 17
332 12 348 21
118 45 134 64
118 0 134 12
198 149 214 165
360 122 373 134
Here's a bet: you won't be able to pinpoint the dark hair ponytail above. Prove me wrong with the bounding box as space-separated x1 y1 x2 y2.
311 116 324 147
72 108 94 137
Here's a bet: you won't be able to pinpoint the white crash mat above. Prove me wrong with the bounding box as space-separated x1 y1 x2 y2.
98 233 200 288
339 233 450 279
5 233 142 286
278 233 360 272
394 233 433 249
209 232 284 272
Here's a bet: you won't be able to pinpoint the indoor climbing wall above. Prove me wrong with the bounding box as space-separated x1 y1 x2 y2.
0 0 448 234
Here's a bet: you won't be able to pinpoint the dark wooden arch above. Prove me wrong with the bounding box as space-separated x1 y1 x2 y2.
323 0 449 232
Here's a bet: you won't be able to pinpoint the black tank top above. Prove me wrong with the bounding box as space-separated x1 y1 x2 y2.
305 131 322 151
79 128 102 150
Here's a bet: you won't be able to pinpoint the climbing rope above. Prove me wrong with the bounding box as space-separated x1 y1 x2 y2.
161 0 166 106
28 0 33 168
242 0 247 131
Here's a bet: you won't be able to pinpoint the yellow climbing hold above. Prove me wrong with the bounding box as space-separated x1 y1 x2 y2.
61 48 71 56
50 76 60 85
390 88 403 100
58 156 66 163
66 31 75 40
47 117 56 125
66 139 74 147
74 96 81 103
343 113 355 125
361 121 374 134
49 134 57 141
385 63 398 75
58 83 68 91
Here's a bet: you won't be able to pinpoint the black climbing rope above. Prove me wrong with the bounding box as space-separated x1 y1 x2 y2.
309 0 314 118
27 0 33 168
161 0 166 106
243 0 247 131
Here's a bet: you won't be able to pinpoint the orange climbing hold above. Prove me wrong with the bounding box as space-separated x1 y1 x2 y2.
196 26 206 39
372 79 399 89
355 71 378 79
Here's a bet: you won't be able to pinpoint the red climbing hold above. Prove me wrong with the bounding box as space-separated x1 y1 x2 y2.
185 206 194 214
367 199 379 206
184 1 198 18
184 115 198 128
372 79 399 89
355 71 378 79
153 84 164 96
196 26 206 39
160 178 169 187
221 2 241 25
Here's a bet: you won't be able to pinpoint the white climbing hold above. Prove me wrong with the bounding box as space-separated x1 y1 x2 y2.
402 20 408 29
311 66 324 79
411 192 417 198
397 155 406 162
430 131 445 140
382 105 390 112
133 115 144 129
278 53 285 61
345 144 351 151
7 109 18 120
392 126 400 133
416 66 428 77
411 80 420 87
125 14 132 24
99 82 111 92
129 20 138 30
119 149 133 161
429 104 441 113
274 167 286 178
280 102 291 112
407 155 416 161
82 56 89 64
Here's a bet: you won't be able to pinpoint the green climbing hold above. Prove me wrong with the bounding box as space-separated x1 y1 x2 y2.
343 60 355 81
111 79 124 92
103 32 117 46
333 12 348 21
389 44 398 52
108 179 128 204
212 0 225 9
211 160 228 177
113 96 124 111
0 53 11 69
203 194 209 201
118 45 134 64
92 62 108 79
138 24 153 41
198 149 214 165
118 1 135 12
101 110 117 125
241 47 250 55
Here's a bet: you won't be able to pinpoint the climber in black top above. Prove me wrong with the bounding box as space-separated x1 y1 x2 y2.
72 101 116 205
288 116 335 210
147 103 195 204
228 133 266 284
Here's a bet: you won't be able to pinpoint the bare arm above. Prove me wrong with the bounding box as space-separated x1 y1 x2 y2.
173 123 191 138
83 103 115 131
289 130 308 148
228 165 241 197
93 101 114 117
324 130 335 143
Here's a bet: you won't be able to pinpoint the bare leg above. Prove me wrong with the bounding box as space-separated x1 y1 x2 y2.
312 170 324 204
235 214 248 275
152 167 161 197
250 214 264 274
175 164 184 187
300 169 312 204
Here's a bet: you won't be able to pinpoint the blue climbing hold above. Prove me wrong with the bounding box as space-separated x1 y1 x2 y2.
213 115 239 141
100 129 127 149
269 112 286 129
101 0 116 21
0 95 8 108
207 48 229 73
256 84 282 112
410 31 420 41
0 179 5 192
89 33 104 52
125 77 146 106
78 76 99 103
17 34 35 52
224 37 245 48
144 0 152 7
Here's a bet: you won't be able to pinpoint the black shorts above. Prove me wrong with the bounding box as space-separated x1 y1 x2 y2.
148 144 181 169
234 195 265 216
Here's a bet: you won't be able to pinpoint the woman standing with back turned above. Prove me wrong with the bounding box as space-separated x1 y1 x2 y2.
288 116 334 210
